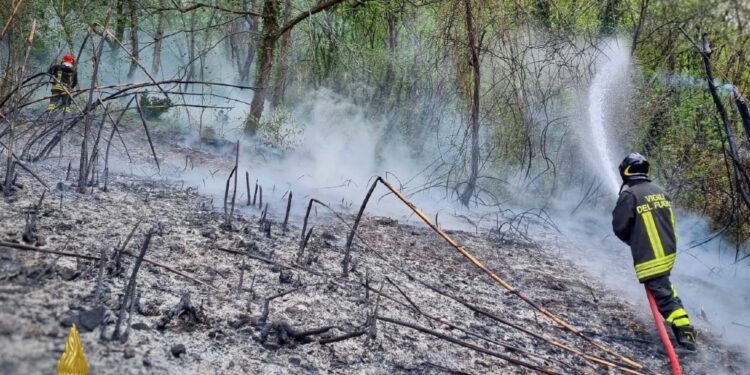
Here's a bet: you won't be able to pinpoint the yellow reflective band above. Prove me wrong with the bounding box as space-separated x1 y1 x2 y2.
623 165 634 176
671 285 678 298
672 317 690 327
666 308 688 323
635 254 676 280
642 211 665 258
669 208 678 243
636 264 674 280
635 253 676 272
47 103 56 110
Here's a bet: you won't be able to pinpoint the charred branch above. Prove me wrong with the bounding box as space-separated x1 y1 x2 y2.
112 229 153 341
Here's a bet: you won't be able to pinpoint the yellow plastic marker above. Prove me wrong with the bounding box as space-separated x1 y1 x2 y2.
56 323 89 375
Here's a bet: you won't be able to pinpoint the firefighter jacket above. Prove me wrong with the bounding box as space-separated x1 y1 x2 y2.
612 180 677 282
48 63 78 93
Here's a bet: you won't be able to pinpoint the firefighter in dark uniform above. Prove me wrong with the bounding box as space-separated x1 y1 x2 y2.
612 153 697 351
47 54 78 112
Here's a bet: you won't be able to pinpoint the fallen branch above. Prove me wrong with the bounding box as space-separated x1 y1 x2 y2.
0 240 213 288
377 315 563 375
318 329 367 345
216 246 323 276
370 280 578 373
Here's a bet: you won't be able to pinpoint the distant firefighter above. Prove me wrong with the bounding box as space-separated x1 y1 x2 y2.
612 153 697 351
47 54 78 113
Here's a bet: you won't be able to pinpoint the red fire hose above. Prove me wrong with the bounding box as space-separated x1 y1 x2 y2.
646 287 683 375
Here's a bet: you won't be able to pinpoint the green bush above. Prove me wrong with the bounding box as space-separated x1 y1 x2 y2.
139 93 172 120
255 107 304 150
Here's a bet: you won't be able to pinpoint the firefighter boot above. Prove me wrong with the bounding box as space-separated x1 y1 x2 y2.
672 325 697 352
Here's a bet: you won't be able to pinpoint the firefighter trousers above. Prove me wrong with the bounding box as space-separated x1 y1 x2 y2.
48 90 72 112
643 274 691 328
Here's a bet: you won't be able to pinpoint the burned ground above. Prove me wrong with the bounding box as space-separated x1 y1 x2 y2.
0 126 747 374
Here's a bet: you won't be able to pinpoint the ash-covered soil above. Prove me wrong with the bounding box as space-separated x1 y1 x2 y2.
0 125 747 374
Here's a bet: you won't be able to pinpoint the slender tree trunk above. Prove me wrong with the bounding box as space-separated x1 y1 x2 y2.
246 0 279 135
151 5 165 74
227 18 241 76
239 16 259 84
79 15 111 193
271 0 293 110
630 0 649 56
184 11 197 90
126 0 138 79
242 0 260 84
0 28 20 106
3 20 35 197
459 0 480 206
375 9 398 114
734 91 750 146
113 0 125 48
239 2 260 84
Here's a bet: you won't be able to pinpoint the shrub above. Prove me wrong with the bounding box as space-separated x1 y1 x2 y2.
255 107 304 150
139 93 172 120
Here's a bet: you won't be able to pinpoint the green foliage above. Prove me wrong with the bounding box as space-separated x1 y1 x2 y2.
256 107 303 150
139 93 172 120
201 124 218 140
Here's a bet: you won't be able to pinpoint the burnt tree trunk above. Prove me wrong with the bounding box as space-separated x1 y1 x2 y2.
376 9 398 114
151 4 166 74
238 1 260 84
2 20 35 197
184 11 197 91
459 0 481 206
126 0 139 79
247 0 280 135
78 15 111 193
113 0 126 48
270 0 293 110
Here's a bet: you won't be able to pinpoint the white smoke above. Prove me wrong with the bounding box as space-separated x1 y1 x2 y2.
85 28 750 361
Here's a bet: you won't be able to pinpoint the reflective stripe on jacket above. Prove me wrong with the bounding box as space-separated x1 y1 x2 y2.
612 180 677 282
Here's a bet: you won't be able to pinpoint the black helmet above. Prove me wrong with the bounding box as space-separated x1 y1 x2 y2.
619 153 650 181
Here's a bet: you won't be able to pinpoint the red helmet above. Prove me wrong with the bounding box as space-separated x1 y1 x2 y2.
61 54 74 64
